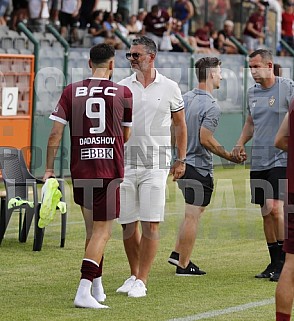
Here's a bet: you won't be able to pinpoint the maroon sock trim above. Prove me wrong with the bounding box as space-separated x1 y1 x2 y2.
276 312 291 321
80 259 99 282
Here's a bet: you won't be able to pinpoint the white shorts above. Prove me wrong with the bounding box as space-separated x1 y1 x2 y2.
118 165 170 224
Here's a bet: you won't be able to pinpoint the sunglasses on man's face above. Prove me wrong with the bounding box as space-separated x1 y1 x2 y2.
126 52 144 60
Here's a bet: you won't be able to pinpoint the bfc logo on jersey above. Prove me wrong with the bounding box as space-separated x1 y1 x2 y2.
81 148 113 160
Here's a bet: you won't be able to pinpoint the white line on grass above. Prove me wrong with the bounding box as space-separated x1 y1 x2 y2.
167 298 274 321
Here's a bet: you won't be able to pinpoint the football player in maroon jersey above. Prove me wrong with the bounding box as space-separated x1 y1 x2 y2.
275 101 294 321
43 43 133 308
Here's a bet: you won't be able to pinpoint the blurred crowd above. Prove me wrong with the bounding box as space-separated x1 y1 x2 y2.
0 0 293 55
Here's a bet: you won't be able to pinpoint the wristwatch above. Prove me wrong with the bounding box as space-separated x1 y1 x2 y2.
176 158 186 164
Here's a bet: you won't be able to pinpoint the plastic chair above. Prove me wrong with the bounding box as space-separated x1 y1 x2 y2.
1 36 13 50
0 147 67 251
13 36 27 51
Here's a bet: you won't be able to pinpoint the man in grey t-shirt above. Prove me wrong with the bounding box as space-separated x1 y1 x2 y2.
233 49 294 282
168 57 241 276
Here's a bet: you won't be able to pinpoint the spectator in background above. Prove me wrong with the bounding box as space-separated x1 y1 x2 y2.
27 0 50 32
170 18 186 52
89 10 123 49
209 0 231 31
10 0 28 30
48 0 61 26
103 11 116 31
79 0 99 29
214 20 238 54
143 4 171 49
114 12 129 39
101 11 123 49
126 14 142 41
0 0 10 25
281 2 294 55
243 3 265 54
267 0 282 54
59 0 81 45
194 21 219 53
170 18 212 53
136 8 146 32
172 0 194 37
116 0 131 25
88 9 106 45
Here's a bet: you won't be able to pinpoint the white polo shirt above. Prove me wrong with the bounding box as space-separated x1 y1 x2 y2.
119 70 184 169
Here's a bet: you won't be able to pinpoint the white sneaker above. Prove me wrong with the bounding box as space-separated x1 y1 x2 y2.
116 275 136 293
128 279 147 298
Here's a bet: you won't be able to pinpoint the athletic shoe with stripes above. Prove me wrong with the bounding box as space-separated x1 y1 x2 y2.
255 263 275 279
176 261 206 276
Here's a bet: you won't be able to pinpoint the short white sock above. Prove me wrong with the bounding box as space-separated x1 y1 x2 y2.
74 279 108 309
92 277 106 302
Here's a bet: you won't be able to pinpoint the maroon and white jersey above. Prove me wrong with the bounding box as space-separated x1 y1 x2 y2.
50 77 133 179
143 10 170 37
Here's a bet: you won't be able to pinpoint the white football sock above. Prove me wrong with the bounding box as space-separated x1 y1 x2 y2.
92 276 106 302
74 279 109 309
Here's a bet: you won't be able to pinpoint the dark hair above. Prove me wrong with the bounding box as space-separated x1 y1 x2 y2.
90 43 115 65
249 49 273 62
195 57 221 82
92 10 103 20
274 63 282 77
131 36 157 54
103 11 112 22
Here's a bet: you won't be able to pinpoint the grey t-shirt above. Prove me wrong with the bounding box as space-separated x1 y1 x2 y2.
184 88 221 176
248 77 294 171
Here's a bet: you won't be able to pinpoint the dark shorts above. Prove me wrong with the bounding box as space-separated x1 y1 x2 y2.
59 11 79 28
283 193 294 254
250 167 286 206
177 164 214 207
72 178 122 221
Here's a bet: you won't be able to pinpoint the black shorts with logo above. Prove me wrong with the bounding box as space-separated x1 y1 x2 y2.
177 164 214 207
250 167 286 206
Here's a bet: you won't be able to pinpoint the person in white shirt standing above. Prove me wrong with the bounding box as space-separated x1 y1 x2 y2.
27 0 49 32
116 36 187 298
59 0 81 44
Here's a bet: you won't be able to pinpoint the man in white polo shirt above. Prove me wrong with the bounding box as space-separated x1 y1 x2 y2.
116 36 187 298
